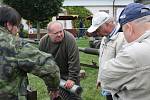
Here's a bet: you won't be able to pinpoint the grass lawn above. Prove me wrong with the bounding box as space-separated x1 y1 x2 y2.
28 37 106 100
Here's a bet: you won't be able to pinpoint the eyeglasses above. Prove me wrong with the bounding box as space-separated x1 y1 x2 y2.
49 30 63 36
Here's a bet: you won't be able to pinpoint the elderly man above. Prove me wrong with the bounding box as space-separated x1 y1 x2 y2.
39 21 81 100
87 12 125 100
100 3 150 100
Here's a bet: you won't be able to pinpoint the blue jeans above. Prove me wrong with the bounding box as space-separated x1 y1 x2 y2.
101 90 111 96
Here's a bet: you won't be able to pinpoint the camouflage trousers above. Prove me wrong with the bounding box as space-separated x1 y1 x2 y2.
59 87 82 100
0 93 18 100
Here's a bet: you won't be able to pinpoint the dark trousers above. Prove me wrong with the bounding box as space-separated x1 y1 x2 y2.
106 95 113 100
0 94 18 100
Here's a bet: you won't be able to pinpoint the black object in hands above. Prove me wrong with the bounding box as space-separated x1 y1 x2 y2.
60 79 83 96
53 96 62 100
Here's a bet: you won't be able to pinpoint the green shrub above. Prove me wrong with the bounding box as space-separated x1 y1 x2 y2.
64 6 92 28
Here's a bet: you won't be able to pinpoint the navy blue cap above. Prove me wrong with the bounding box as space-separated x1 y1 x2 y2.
119 3 150 26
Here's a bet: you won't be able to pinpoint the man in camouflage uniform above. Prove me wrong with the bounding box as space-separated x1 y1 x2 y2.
0 5 60 100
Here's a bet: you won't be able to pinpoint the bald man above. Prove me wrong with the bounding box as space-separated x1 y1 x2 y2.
39 21 81 100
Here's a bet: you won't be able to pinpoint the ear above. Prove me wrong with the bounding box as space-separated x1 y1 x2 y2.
125 23 133 36
6 22 12 31
6 22 11 27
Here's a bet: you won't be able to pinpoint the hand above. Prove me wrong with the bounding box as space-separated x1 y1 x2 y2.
96 81 101 89
64 80 75 89
49 90 59 100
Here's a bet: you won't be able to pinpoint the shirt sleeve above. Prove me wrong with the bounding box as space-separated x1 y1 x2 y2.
67 34 80 84
97 37 105 82
17 40 60 92
39 34 47 52
100 50 138 95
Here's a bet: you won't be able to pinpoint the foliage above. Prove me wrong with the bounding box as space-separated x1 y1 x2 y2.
3 0 64 22
64 6 92 28
19 30 28 38
3 0 64 39
28 38 106 100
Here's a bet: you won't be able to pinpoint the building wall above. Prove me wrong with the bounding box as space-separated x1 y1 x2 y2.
52 9 73 29
85 6 125 21
116 7 124 20
85 6 114 17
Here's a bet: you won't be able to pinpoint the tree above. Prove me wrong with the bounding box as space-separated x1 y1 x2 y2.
3 0 64 39
64 6 92 28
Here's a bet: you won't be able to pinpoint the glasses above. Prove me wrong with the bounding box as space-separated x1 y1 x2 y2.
48 30 63 36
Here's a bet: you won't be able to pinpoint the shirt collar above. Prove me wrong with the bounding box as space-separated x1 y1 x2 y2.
123 30 150 48
106 23 121 41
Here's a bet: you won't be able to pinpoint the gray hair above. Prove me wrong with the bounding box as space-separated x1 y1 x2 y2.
133 15 150 24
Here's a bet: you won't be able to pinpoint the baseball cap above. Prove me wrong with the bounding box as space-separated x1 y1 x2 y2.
87 12 110 33
119 3 150 26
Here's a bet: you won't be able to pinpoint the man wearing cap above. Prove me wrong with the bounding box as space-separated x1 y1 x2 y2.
100 3 150 100
87 12 125 100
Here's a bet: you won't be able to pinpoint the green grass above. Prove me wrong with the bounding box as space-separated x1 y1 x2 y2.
28 37 106 100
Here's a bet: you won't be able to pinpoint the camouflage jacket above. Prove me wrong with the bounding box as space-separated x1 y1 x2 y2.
0 27 60 97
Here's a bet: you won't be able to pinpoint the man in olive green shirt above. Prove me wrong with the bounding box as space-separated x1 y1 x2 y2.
39 21 81 100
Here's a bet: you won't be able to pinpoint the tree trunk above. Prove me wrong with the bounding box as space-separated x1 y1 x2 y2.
36 21 40 39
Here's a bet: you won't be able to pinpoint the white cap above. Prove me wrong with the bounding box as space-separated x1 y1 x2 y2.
87 12 110 33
